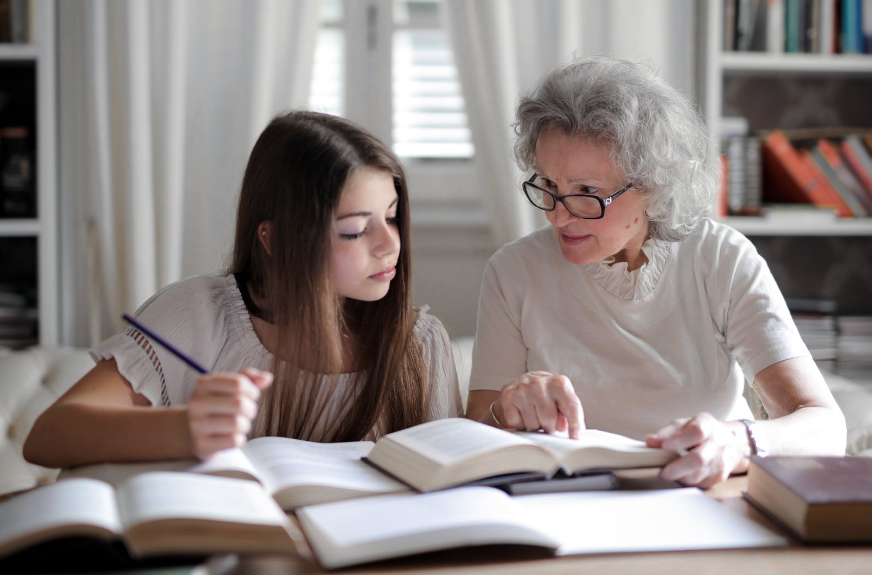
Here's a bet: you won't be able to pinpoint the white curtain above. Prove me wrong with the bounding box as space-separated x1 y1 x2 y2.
57 0 319 345
443 0 695 246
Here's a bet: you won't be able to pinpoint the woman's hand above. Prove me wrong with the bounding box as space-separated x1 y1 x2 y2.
646 412 750 488
187 368 274 460
493 371 585 438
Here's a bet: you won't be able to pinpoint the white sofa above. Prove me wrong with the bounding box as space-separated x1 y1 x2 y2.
2 343 871 498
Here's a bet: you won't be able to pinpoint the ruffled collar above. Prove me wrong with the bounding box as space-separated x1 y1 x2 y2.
583 237 670 300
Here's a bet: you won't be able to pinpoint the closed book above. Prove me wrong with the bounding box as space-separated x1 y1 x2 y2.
799 150 855 216
840 136 872 201
808 146 867 216
767 0 786 53
761 130 851 216
815 138 872 215
745 456 872 542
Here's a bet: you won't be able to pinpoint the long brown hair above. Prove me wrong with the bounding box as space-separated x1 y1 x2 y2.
229 111 426 442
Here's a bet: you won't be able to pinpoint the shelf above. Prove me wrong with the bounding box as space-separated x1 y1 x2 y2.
721 216 872 236
720 52 872 75
0 44 39 61
0 220 41 236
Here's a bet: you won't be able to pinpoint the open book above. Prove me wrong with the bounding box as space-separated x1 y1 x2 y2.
61 436 410 510
297 485 787 570
0 472 301 563
364 418 680 492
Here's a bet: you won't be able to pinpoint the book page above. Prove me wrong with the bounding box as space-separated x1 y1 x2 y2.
297 487 561 570
60 448 263 487
116 472 288 530
516 488 786 555
0 479 121 554
382 418 536 466
518 429 655 460
239 436 407 500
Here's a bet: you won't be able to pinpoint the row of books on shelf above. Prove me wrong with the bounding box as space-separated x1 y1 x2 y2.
788 298 872 377
0 125 35 218
724 0 872 54
0 284 36 348
718 126 872 219
0 0 30 44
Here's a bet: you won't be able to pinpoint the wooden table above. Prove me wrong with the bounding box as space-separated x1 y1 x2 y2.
206 475 872 575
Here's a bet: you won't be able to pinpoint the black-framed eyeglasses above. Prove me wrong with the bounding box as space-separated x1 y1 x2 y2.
522 176 635 219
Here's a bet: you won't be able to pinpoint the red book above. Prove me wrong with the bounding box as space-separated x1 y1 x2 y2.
798 150 854 217
816 138 872 215
716 154 729 218
760 130 842 212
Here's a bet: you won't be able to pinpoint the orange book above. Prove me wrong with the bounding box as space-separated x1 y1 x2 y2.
716 154 729 218
761 130 820 204
798 151 854 217
761 130 851 216
816 139 872 216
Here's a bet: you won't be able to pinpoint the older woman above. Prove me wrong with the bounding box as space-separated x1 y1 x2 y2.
466 56 846 487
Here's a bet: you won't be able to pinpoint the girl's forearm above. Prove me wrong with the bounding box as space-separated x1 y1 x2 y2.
23 403 193 469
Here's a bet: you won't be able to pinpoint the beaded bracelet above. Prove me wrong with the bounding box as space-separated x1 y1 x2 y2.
489 401 509 430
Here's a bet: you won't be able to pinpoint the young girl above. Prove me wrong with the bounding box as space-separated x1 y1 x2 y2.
24 111 462 468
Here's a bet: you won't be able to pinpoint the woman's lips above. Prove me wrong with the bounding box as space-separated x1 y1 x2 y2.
369 266 397 281
560 232 592 246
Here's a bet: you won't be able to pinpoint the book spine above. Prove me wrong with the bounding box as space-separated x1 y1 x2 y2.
785 0 802 51
8 0 25 43
767 0 787 51
799 150 855 216
726 0 738 50
864 0 872 51
817 138 872 215
843 136 872 188
717 154 730 218
842 0 860 52
809 146 867 216
839 139 872 210
727 137 747 214
744 136 763 212
820 0 836 52
761 130 816 204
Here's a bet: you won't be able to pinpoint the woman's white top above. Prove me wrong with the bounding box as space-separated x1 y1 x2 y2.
469 219 809 440
91 274 462 441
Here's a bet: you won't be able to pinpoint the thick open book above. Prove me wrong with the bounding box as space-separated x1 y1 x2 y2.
61 436 410 509
364 418 680 492
0 472 301 562
297 485 787 570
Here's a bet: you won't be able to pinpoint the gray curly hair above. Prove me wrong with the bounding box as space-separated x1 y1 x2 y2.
514 56 718 242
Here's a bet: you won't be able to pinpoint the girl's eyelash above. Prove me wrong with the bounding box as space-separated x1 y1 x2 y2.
340 231 365 240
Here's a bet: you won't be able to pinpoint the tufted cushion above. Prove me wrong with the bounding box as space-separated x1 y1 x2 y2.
0 347 94 497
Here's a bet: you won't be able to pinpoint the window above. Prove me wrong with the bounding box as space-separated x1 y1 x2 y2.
308 0 474 161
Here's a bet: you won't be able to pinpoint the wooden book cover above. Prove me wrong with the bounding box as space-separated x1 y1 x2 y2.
746 456 872 543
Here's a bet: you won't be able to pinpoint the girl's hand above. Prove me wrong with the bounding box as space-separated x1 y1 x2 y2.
646 412 750 488
187 368 274 460
494 371 585 438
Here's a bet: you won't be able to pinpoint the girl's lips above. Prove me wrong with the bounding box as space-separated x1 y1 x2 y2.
560 232 592 246
369 266 397 281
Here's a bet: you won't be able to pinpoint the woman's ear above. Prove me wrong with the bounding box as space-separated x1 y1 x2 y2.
257 221 273 257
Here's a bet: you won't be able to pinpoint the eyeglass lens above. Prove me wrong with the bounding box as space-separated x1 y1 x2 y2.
524 184 603 218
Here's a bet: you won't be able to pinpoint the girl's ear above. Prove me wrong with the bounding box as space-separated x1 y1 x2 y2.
257 221 273 257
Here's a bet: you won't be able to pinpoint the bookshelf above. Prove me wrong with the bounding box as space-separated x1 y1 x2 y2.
699 1 872 237
0 0 57 348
